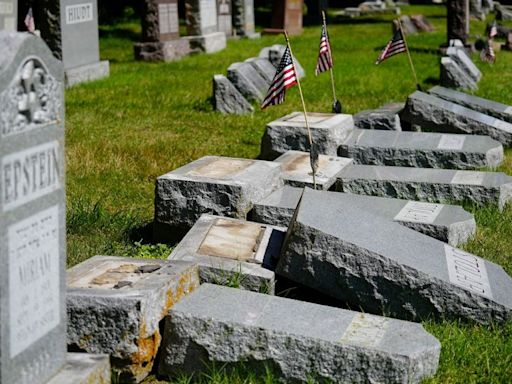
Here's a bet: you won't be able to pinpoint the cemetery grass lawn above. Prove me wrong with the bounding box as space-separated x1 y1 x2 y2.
66 5 512 383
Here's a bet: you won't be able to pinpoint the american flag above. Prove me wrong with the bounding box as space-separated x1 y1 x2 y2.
315 24 333 75
481 41 496 63
24 7 35 33
375 29 407 65
489 20 498 39
261 45 297 109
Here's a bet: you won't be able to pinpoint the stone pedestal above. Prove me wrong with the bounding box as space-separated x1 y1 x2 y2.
134 39 191 62
184 31 226 53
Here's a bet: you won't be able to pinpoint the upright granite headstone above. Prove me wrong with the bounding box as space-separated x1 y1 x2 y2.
271 0 304 36
232 0 259 38
0 31 66 384
217 0 232 36
184 0 227 52
0 0 16 31
447 0 469 44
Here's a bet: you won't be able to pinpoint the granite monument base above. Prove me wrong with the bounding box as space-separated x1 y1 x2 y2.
134 39 191 62
65 60 110 88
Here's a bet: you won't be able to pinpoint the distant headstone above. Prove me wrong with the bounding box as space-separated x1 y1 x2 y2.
227 61 269 102
440 56 477 91
402 91 512 146
336 164 512 210
213 74 254 114
411 15 435 32
232 0 259 38
159 284 441 383
446 0 469 44
217 0 232 36
259 44 305 78
339 129 503 169
394 16 417 35
245 57 275 85
0 31 66 384
353 102 404 130
184 0 227 53
66 256 200 382
430 86 512 124
169 214 283 293
445 46 482 82
0 0 16 31
271 0 304 36
277 188 512 324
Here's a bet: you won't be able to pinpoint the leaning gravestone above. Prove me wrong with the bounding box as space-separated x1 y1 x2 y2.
277 188 512 324
184 0 227 53
0 0 16 31
440 56 477 91
213 74 254 114
217 0 232 36
0 31 67 384
159 284 441 383
227 61 269 102
445 46 482 83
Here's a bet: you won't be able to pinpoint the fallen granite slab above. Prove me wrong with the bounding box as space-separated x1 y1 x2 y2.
66 256 200 382
168 214 284 293
338 129 503 169
274 150 353 190
353 102 404 131
440 56 478 91
47 353 111 384
154 156 282 241
213 74 254 115
429 86 512 124
227 61 269 102
260 112 354 159
251 186 476 246
277 188 512 324
245 57 275 85
336 164 512 210
158 284 441 383
401 91 512 146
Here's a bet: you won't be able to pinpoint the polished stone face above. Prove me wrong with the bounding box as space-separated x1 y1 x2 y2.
0 0 16 31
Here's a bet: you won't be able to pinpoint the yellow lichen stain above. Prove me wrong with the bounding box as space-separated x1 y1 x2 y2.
129 322 162 379
162 271 200 317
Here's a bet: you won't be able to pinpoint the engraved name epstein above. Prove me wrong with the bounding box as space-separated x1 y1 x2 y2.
2 141 61 212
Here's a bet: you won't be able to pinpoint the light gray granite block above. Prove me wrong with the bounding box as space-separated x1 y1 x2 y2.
274 150 353 190
184 31 227 53
277 188 512 324
260 112 354 160
339 129 503 169
440 56 478 91
46 353 111 384
159 284 441 383
401 91 512 146
353 102 404 130
258 44 305 78
251 186 476 246
213 74 253 114
227 61 269 102
336 164 512 210
169 214 284 293
134 40 191 63
430 86 512 124
185 0 219 36
66 256 200 383
446 46 482 82
0 0 16 31
232 0 256 37
65 60 109 88
245 57 275 85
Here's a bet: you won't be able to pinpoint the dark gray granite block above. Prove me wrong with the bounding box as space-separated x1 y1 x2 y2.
277 188 512 324
353 102 404 131
440 56 478 91
213 74 253 114
159 284 440 383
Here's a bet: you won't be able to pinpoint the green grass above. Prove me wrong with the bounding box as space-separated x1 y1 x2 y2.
66 5 512 383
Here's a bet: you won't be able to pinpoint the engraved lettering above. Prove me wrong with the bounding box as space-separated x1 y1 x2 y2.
65 3 93 24
394 201 443 224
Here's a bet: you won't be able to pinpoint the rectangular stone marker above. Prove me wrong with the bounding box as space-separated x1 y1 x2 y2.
184 0 227 53
274 150 353 190
446 46 482 82
217 0 232 36
232 0 258 38
440 56 477 91
401 91 512 146
158 284 441 383
353 102 404 131
66 256 200 382
338 129 503 170
154 156 283 241
277 188 512 324
260 112 354 160
258 44 305 78
0 0 16 31
169 214 284 293
251 186 477 246
0 31 66 384
335 164 512 210
245 57 275 85
227 61 269 102
270 0 304 36
430 86 512 124
46 353 111 384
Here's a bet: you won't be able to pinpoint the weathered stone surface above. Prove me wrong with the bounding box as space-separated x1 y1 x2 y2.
446 46 482 82
184 31 227 54
0 31 67 384
258 44 305 78
440 56 477 91
277 188 512 324
65 60 110 88
395 16 418 34
140 0 180 42
213 74 253 114
274 150 353 190
447 0 469 43
232 0 256 37
159 284 441 383
227 61 269 102
260 112 354 159
154 156 283 240
47 353 111 384
401 91 512 146
353 102 403 131
169 214 283 293
496 3 512 21
411 14 435 32
134 39 191 62
339 129 503 169
245 57 275 85
336 164 512 209
430 86 512 124
185 0 219 36
66 256 200 383
251 186 476 246
217 0 233 36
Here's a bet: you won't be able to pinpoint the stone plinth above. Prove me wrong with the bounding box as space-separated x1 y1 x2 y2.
134 39 191 62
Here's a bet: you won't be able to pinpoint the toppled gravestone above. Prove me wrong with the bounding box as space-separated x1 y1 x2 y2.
227 61 269 102
446 46 482 83
154 156 282 241
339 129 503 169
169 214 285 293
258 44 305 78
430 86 512 124
66 256 200 382
213 74 254 114
440 56 478 91
251 186 477 247
277 188 512 324
353 102 404 130
47 354 111 384
260 112 354 159
158 284 441 383
336 164 512 210
401 91 512 146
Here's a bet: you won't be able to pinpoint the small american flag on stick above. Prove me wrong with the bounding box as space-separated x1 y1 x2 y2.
489 20 498 39
315 23 333 75
261 45 297 109
375 29 407 65
481 41 496 63
24 7 35 33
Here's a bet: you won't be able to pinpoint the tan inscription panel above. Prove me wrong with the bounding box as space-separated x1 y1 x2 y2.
282 153 329 174
187 158 253 179
285 112 331 124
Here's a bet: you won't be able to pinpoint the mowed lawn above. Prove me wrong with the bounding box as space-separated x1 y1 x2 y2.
65 5 512 383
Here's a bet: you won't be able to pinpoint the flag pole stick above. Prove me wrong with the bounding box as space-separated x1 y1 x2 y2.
322 10 338 106
398 19 421 91
284 30 317 189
